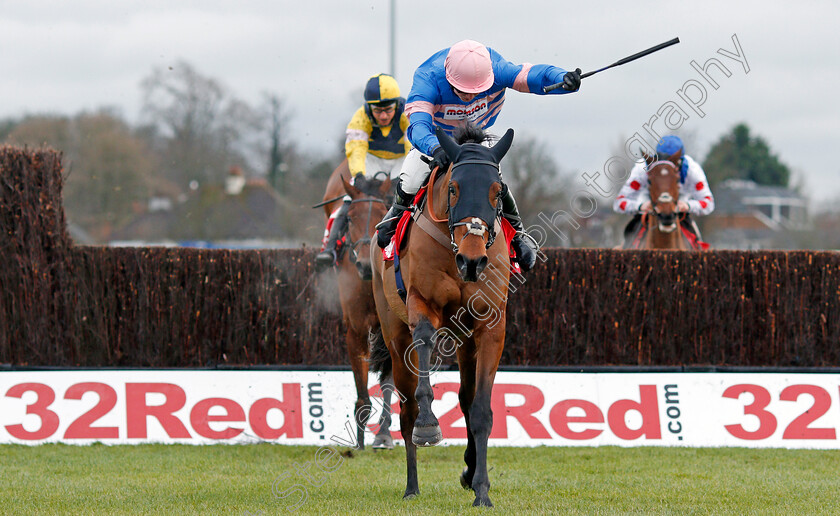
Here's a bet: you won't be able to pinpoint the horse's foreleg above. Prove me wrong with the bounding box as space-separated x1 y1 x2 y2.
468 330 504 508
410 318 442 447
372 371 395 450
469 379 494 507
347 329 371 450
400 399 419 498
457 341 478 490
391 342 420 498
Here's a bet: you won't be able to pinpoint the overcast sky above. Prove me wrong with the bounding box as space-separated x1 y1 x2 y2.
2 1 838 202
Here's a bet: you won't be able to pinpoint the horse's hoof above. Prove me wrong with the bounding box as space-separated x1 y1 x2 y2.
460 467 473 491
460 470 469 490
403 491 419 500
473 496 493 508
372 434 394 450
411 425 442 447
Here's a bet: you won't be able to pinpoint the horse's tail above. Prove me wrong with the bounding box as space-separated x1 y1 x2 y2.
367 327 391 383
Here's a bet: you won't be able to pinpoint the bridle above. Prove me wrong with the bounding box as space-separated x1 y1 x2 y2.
344 196 387 264
428 159 501 254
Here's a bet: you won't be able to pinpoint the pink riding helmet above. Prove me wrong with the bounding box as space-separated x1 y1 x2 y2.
445 40 494 94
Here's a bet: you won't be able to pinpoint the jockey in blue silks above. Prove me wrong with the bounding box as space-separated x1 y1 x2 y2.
375 39 582 272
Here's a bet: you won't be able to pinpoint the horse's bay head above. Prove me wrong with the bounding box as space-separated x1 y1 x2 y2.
435 125 513 282
340 175 389 280
646 160 681 232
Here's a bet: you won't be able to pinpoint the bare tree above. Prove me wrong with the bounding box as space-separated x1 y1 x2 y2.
260 93 295 193
5 111 157 241
497 134 593 247
502 134 571 218
140 61 256 187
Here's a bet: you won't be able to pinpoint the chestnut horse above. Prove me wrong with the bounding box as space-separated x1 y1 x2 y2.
370 125 514 507
319 161 394 450
638 153 689 250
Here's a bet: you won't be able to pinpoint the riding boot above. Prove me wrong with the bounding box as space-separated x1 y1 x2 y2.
315 200 350 271
376 182 411 249
500 184 539 272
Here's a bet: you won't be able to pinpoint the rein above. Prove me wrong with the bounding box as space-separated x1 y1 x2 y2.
426 165 448 223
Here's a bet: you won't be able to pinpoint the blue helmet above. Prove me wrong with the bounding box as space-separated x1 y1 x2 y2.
656 135 684 157
656 135 689 183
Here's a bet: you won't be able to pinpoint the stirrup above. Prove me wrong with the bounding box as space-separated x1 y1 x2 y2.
376 205 413 229
376 211 406 249
514 231 540 252
375 215 401 230
511 231 539 273
314 249 337 270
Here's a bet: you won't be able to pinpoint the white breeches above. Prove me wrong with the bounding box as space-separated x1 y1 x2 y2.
364 154 405 181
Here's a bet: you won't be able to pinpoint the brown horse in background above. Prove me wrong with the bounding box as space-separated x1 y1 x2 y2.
318 160 394 450
638 153 689 250
370 125 514 507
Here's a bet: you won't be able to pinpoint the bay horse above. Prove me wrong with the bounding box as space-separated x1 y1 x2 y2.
318 160 395 450
637 152 689 250
370 124 514 507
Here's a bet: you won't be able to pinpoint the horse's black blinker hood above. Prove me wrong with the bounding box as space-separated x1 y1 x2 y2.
448 144 501 229
434 126 514 250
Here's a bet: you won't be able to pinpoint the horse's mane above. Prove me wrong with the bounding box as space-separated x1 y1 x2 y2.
453 122 491 145
353 177 389 198
361 178 384 194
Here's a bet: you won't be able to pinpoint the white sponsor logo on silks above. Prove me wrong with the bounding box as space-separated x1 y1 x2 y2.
442 101 488 121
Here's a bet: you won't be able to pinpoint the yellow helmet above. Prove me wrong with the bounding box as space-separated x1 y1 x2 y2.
364 74 400 106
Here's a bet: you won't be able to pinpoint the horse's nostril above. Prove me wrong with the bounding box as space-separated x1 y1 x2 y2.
455 254 487 282
455 254 467 271
355 261 372 280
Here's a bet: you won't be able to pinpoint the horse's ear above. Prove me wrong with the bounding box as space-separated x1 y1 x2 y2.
669 148 684 165
490 128 514 162
435 125 460 161
641 148 655 166
341 175 360 198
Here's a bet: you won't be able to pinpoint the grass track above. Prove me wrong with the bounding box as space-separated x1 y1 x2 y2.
2 444 840 514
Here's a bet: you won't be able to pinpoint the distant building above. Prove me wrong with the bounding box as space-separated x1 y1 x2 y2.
702 179 810 249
